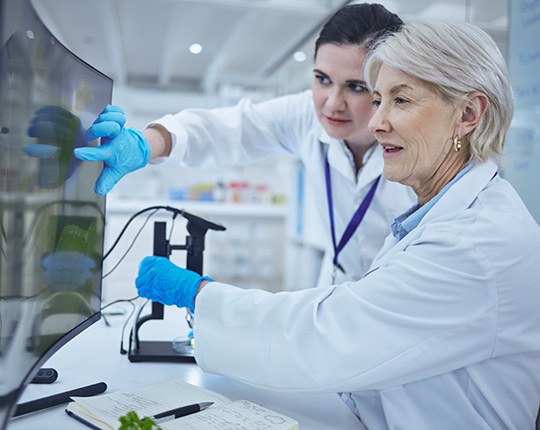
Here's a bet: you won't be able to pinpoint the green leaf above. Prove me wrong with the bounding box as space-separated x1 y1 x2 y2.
118 411 162 430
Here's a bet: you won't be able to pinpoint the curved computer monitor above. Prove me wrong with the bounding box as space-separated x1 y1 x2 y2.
0 0 111 426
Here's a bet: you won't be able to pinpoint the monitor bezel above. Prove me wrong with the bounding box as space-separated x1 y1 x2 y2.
1 0 111 423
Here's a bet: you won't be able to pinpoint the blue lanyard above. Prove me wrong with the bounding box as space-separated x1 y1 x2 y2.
324 149 380 281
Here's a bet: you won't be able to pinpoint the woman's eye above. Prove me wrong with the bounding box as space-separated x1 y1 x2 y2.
372 99 381 107
350 84 368 93
315 75 330 85
394 97 408 105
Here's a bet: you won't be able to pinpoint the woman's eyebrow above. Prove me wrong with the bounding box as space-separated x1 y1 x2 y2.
313 69 328 77
346 79 367 86
313 69 367 87
373 84 412 97
389 84 411 94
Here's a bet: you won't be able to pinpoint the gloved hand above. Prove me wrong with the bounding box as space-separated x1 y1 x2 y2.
26 106 84 188
135 256 213 312
42 251 96 292
73 105 151 196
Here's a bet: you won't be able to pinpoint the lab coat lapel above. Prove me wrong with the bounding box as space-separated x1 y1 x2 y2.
314 126 357 184
316 133 383 191
357 144 385 190
364 161 498 276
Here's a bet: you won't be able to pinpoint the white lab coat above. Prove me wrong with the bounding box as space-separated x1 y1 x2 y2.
194 160 540 429
152 90 415 286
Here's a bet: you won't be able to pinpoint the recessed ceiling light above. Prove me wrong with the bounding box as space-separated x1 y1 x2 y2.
189 43 203 54
293 51 306 62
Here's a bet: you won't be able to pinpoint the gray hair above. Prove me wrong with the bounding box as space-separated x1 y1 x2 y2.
365 21 514 163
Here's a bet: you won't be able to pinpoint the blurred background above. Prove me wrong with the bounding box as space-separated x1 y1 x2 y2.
28 0 539 301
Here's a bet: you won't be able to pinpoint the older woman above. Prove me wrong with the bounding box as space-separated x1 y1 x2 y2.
136 22 540 429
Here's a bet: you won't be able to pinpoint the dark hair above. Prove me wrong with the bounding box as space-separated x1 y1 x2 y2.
314 3 403 58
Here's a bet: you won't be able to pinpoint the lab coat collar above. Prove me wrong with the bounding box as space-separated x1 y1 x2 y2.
358 144 384 189
313 123 383 188
419 160 498 226
366 160 498 273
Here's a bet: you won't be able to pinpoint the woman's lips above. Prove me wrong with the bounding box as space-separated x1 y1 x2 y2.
380 143 404 157
324 115 350 126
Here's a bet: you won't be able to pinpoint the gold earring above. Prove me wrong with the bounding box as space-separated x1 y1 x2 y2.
453 136 462 152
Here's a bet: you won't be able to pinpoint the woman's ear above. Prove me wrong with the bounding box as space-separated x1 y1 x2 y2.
457 91 489 136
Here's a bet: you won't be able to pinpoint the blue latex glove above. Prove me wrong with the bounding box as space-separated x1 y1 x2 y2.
26 106 84 188
135 256 213 312
73 105 151 196
42 251 96 292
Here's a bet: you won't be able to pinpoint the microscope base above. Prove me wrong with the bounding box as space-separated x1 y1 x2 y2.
128 341 195 363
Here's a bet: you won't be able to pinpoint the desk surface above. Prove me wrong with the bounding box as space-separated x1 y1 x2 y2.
9 308 361 429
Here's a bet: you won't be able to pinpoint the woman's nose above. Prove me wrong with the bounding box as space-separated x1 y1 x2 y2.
326 89 346 111
368 106 389 134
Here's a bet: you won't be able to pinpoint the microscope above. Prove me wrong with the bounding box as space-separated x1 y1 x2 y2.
128 209 225 362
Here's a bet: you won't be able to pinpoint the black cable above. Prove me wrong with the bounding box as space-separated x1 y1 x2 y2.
119 300 137 355
100 295 139 312
102 205 184 261
127 299 150 355
101 209 159 278
97 205 185 354
168 212 177 242
99 296 139 355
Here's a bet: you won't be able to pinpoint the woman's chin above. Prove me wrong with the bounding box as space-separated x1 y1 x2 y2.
382 167 402 185
324 129 349 141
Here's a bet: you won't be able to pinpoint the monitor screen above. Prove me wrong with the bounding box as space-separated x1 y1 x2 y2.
0 0 111 426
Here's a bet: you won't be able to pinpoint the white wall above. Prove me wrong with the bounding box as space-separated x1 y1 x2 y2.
504 0 540 224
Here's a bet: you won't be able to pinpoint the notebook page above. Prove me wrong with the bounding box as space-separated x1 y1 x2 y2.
70 379 230 428
162 400 299 430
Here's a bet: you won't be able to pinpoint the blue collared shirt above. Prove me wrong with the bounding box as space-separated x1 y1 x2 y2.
391 164 473 240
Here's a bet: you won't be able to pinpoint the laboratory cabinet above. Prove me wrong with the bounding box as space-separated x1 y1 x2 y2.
282 161 326 291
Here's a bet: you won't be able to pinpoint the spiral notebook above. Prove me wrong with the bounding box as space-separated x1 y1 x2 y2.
66 379 299 430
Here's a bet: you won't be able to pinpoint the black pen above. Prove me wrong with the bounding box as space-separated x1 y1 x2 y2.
146 401 214 424
15 382 108 417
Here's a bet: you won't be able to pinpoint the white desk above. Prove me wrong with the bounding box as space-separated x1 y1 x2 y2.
9 309 361 429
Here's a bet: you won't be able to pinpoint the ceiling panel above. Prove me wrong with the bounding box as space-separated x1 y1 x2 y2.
119 2 174 78
218 8 326 76
31 0 347 92
30 0 509 97
165 3 253 87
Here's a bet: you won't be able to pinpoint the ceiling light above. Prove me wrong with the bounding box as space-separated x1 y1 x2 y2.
293 51 307 62
189 43 203 54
